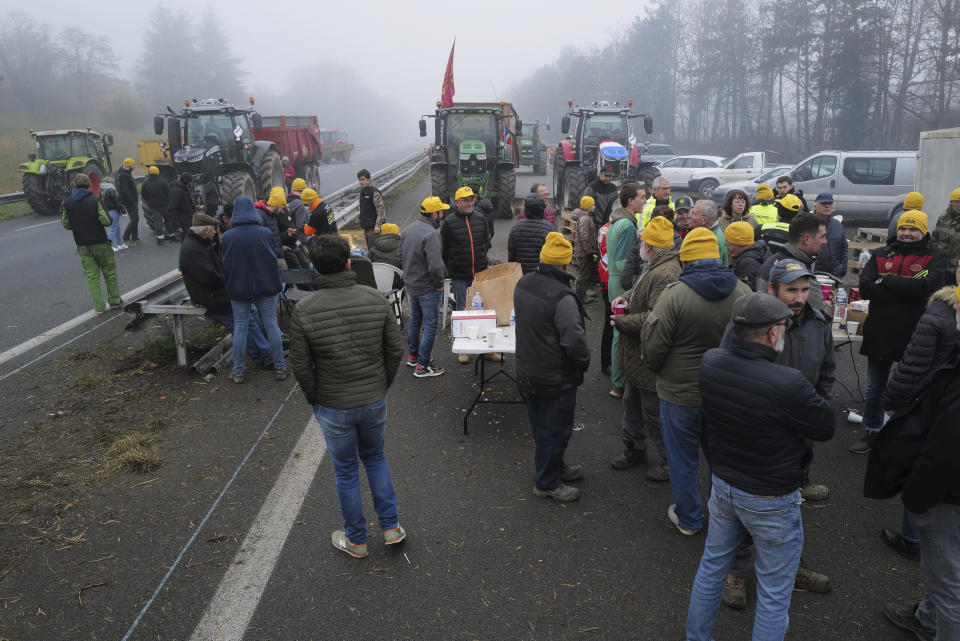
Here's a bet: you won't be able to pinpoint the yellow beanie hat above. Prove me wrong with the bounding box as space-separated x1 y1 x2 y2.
897 210 928 235
148 165 159 175
904 191 925 210
291 178 306 192
380 223 400 235
679 227 720 262
580 196 596 211
267 186 287 207
122 157 135 168
756 184 774 200
301 188 319 205
642 216 674 249
950 188 960 202
725 221 755 246
539 231 573 265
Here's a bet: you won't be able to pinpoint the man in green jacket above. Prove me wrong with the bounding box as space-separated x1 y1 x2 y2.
61 173 122 313
642 228 751 535
607 182 644 397
288 235 406 559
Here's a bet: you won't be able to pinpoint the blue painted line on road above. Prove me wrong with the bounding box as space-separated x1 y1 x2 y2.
0 314 121 383
119 383 300 641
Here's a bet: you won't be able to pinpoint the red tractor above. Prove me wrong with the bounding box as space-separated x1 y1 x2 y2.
552 100 656 209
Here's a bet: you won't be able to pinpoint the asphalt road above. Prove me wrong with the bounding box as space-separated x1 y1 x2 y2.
0 167 922 641
0 140 423 353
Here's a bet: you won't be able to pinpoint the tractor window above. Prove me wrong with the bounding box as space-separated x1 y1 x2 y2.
444 113 498 164
185 113 235 148
582 114 628 147
38 135 98 161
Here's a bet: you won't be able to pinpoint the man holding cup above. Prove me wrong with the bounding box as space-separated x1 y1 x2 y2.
514 232 590 502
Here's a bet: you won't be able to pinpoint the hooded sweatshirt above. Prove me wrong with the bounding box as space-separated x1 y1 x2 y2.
222 197 281 301
61 188 110 246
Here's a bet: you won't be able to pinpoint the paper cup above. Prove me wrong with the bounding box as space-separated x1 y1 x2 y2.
487 328 502 347
847 411 864 424
466 325 479 340
846 321 859 336
612 303 626 316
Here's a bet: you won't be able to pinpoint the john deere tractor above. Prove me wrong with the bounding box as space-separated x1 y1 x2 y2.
18 128 114 215
518 120 547 175
553 100 656 209
153 97 283 207
419 102 519 219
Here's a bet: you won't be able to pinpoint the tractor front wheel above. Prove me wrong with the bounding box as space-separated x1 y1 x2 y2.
221 171 257 205
430 164 449 200
563 165 587 210
495 166 516 219
22 173 59 215
258 150 284 199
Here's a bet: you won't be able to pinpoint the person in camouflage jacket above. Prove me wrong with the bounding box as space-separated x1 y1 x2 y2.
572 196 599 303
931 190 960 285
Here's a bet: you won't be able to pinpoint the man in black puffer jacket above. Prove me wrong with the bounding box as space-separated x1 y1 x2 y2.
117 158 141 244
686 293 834 641
168 173 196 241
508 194 554 273
515 232 590 503
140 166 173 244
440 186 491 310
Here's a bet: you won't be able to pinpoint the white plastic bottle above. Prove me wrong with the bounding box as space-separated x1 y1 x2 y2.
836 287 848 329
471 292 483 310
510 307 516 326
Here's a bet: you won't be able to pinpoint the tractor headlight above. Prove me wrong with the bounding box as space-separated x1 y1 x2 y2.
38 164 47 175
475 153 486 161
459 153 470 161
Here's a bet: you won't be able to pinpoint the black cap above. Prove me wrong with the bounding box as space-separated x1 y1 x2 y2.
675 196 693 211
769 258 814 284
731 292 792 327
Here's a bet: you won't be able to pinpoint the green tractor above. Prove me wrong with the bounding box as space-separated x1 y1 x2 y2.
18 128 114 215
419 102 520 219
518 120 547 175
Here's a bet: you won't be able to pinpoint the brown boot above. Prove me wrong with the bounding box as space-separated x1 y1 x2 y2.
794 566 831 593
721 574 747 610
458 353 470 364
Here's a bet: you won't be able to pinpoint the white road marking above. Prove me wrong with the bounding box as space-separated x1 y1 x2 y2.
190 416 327 641
13 220 60 232
0 268 180 369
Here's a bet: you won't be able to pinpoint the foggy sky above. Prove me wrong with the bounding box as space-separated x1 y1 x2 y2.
14 0 643 120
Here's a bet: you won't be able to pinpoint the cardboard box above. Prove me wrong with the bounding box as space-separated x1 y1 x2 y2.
847 309 867 335
466 263 523 326
451 310 498 339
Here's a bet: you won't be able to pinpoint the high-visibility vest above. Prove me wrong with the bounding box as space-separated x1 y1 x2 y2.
638 196 675 228
749 203 778 226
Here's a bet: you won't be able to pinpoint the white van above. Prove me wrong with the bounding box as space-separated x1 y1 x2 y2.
789 150 917 224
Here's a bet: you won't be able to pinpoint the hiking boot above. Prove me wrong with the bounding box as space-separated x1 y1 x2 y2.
384 525 407 545
721 573 747 610
794 566 831 593
533 483 581 502
645 463 670 482
229 369 246 384
849 431 877 454
458 353 470 364
801 483 830 501
609 387 624 399
559 464 584 482
668 504 699 535
405 354 418 368
881 528 921 562
610 448 646 470
274 367 290 381
484 352 503 362
883 602 934 641
331 530 368 558
414 363 445 378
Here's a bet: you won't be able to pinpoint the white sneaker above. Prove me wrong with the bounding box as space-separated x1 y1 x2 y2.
117 244 129 250
111 246 120 252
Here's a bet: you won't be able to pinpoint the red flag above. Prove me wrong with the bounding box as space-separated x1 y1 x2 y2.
440 39 455 108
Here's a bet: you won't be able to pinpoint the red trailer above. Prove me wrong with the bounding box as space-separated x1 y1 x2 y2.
255 115 323 189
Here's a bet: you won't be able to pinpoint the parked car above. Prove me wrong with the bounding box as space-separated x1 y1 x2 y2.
711 165 793 204
642 143 676 165
789 150 917 223
688 151 782 198
657 155 726 189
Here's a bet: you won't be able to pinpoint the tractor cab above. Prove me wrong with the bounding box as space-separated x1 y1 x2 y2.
18 128 114 214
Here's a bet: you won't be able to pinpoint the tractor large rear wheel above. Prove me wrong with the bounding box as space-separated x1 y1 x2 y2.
258 150 284 199
306 162 321 191
430 164 449 200
552 160 565 210
221 171 257 205
563 165 587 210
83 163 104 197
22 173 59 215
495 166 516 219
638 165 660 190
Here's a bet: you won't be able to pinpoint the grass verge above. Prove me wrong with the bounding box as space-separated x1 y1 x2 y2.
0 201 34 222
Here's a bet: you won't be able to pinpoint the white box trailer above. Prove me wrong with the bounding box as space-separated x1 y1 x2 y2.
917 127 960 228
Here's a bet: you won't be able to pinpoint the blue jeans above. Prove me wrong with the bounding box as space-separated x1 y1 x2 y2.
864 357 893 432
107 210 122 246
451 278 473 311
660 400 708 532
314 397 399 545
525 388 577 491
902 505 919 544
230 295 285 373
686 475 804 641
911 503 960 637
408 290 441 366
213 308 271 366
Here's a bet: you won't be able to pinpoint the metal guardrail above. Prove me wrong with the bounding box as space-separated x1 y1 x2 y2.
0 192 25 205
326 150 429 227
